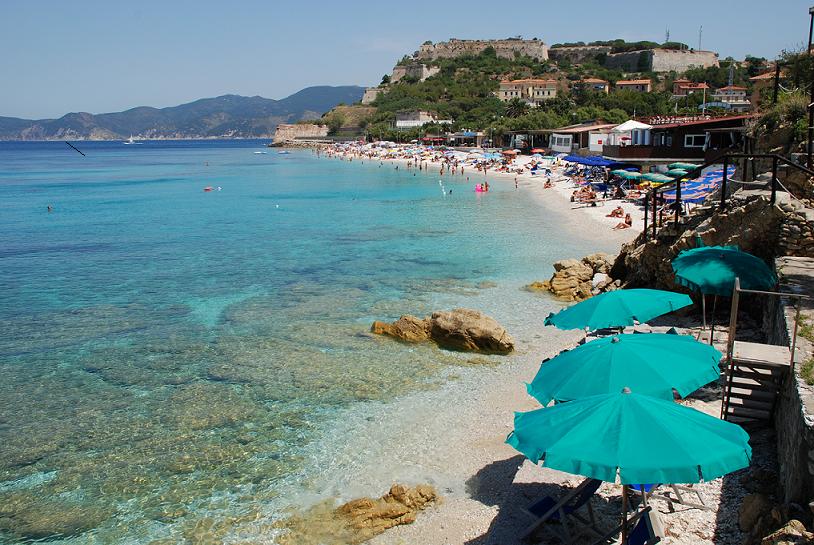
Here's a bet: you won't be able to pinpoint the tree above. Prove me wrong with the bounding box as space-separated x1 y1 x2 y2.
380 74 391 85
504 98 530 118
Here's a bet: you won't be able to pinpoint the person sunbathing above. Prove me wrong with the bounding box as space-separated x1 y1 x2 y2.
606 206 624 218
613 213 633 230
544 180 553 189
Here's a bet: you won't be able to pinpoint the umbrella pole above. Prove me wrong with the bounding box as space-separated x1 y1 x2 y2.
701 294 707 334
621 485 629 544
709 295 717 346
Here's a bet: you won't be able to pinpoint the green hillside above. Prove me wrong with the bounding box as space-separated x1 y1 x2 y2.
362 45 762 142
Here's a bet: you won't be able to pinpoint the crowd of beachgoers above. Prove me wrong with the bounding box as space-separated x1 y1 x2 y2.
316 142 652 232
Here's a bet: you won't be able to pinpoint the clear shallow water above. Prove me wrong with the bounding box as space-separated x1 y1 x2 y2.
0 140 615 543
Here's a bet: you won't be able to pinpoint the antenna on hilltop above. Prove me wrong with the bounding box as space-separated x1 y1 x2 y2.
698 25 703 50
728 63 735 86
665 27 670 44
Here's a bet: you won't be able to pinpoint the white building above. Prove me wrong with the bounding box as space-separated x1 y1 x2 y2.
394 111 452 129
711 86 751 112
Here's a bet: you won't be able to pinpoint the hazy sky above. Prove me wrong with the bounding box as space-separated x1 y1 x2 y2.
2 0 811 119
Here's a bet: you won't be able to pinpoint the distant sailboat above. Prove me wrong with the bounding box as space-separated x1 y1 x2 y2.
123 136 142 145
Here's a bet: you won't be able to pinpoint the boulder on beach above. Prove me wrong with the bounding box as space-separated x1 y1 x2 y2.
371 308 514 354
532 253 616 301
428 308 514 354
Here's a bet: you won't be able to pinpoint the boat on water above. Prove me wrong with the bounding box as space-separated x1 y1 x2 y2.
278 151 291 155
254 151 267 154
123 136 142 145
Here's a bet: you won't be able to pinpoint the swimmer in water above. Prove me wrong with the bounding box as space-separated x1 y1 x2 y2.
47 205 53 213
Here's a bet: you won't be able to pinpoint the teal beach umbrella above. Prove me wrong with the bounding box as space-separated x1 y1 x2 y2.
507 390 751 484
544 289 693 331
671 246 776 296
527 333 721 405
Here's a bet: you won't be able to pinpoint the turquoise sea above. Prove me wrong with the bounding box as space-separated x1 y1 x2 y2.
0 140 619 543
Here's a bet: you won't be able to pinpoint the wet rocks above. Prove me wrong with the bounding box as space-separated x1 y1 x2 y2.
371 309 514 354
371 315 430 343
337 483 438 540
277 484 439 545
740 493 774 532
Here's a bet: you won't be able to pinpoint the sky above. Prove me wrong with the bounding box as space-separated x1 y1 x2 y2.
1 0 812 119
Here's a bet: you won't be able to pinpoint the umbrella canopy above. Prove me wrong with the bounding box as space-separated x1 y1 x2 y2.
672 246 777 296
666 168 689 176
668 162 700 171
507 390 751 484
531 148 546 153
527 333 721 405
544 289 693 331
642 173 673 184
612 120 652 132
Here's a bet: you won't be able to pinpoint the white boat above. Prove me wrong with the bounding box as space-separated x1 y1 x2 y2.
278 151 291 155
123 136 142 145
253 151 267 154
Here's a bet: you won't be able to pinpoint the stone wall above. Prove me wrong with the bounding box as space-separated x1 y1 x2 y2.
549 46 612 64
272 124 328 144
417 39 549 61
391 63 440 83
361 87 383 105
605 50 653 72
650 49 719 72
604 49 718 73
768 257 814 505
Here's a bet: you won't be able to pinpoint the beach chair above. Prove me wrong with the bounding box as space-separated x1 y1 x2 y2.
590 506 663 545
520 478 603 543
629 483 710 511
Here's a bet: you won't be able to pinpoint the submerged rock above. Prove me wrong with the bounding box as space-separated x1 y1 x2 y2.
371 309 514 354
277 483 439 545
371 315 430 343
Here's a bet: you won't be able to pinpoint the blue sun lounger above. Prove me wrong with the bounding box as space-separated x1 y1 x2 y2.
521 478 603 542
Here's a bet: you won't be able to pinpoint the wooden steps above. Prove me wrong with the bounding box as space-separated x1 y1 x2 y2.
721 341 791 425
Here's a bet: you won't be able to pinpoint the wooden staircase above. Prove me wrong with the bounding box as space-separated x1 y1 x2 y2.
721 341 791 424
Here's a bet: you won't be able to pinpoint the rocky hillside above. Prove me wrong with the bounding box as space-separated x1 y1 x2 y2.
0 86 365 140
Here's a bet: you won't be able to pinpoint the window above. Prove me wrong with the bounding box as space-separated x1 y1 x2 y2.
684 134 706 148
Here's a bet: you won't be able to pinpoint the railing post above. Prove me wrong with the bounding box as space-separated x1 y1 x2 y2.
721 155 728 209
771 155 778 204
643 190 649 240
773 63 781 105
652 190 657 239
675 176 682 225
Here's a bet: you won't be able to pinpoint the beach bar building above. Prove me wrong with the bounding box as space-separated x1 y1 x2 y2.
545 121 617 154
602 114 751 164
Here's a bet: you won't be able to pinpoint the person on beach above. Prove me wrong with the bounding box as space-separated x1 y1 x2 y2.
613 213 633 230
606 206 624 218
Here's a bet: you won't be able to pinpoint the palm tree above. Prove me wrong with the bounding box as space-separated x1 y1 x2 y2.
504 98 530 118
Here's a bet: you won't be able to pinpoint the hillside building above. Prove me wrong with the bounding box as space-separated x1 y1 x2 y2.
711 86 751 112
616 79 652 93
498 79 558 105
672 79 710 98
574 78 610 94
394 111 452 129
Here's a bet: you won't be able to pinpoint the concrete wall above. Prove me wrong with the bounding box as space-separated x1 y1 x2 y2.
549 46 612 64
417 39 549 61
769 257 814 505
272 124 328 143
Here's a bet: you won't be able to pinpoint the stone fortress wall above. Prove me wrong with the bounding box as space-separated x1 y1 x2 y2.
549 46 612 64
391 63 441 84
272 123 328 144
605 49 719 73
417 39 549 62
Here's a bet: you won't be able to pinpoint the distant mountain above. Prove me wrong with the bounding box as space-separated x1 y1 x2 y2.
0 86 365 140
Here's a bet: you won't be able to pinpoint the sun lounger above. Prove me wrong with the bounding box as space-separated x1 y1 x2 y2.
521 478 603 543
590 505 663 545
629 483 710 511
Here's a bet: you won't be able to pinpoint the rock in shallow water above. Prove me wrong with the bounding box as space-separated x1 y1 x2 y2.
371 308 514 354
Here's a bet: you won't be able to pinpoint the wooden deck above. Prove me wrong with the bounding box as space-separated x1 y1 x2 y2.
721 341 791 425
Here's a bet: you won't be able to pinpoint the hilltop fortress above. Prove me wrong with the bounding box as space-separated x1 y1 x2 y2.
416 38 550 62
